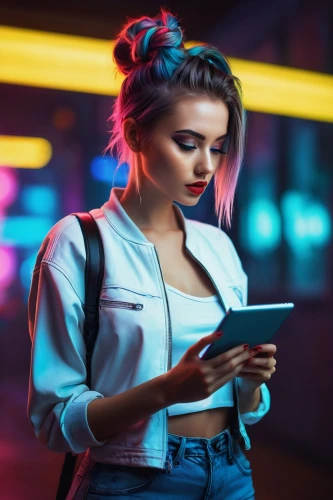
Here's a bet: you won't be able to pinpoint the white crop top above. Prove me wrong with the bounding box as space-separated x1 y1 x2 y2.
165 282 234 417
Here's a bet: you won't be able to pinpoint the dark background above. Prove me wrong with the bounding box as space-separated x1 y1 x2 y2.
1 1 332 498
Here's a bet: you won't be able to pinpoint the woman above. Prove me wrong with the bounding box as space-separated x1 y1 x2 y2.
28 8 276 499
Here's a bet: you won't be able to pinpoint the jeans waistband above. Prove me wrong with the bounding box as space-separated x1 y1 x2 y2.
164 426 236 473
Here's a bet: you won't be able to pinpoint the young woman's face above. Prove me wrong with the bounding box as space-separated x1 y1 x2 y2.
138 95 229 206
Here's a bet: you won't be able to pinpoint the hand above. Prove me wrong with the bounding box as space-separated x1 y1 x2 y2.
237 343 277 393
162 331 259 406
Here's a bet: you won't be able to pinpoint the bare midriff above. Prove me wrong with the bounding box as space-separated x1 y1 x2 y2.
168 407 232 438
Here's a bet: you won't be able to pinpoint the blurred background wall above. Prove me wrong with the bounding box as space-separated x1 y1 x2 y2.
1 1 332 499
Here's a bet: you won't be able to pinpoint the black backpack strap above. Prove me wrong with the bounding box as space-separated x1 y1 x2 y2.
73 212 105 388
56 212 105 500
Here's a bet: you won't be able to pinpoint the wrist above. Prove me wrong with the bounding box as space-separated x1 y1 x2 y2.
237 377 263 394
158 372 176 407
238 380 262 414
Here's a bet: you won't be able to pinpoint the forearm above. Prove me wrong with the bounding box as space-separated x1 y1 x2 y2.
87 373 170 442
239 386 261 414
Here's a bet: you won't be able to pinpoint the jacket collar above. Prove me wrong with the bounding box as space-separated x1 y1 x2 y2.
102 187 198 251
102 187 237 311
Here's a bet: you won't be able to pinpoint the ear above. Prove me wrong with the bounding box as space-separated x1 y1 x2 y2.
123 118 142 153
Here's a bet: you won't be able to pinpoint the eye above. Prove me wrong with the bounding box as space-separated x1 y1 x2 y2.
211 148 226 156
172 138 195 151
172 138 226 155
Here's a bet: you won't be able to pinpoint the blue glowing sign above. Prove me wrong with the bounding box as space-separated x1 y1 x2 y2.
21 185 58 215
90 156 129 186
1 216 54 247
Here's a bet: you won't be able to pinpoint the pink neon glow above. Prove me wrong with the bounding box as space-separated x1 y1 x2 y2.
0 168 18 208
0 246 17 288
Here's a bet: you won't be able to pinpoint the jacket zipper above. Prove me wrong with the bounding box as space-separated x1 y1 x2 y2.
153 247 172 372
153 246 174 467
99 299 143 310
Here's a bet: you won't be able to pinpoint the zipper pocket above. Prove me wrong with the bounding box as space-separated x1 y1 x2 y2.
99 299 144 310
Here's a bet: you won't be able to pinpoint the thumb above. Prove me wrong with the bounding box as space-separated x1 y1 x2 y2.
188 331 223 359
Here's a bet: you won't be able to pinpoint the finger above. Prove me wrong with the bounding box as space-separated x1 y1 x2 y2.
239 365 274 373
210 359 247 393
190 331 223 359
211 349 261 380
245 357 276 368
238 371 274 381
238 365 276 377
209 344 256 369
238 373 265 380
250 344 277 357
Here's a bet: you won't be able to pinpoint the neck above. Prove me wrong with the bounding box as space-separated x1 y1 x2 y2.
118 187 181 234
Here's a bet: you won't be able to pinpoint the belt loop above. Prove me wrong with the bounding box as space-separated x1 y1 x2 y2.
173 436 186 467
164 451 173 475
227 429 235 465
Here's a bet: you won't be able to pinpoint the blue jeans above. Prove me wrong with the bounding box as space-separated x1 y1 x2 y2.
66 427 255 499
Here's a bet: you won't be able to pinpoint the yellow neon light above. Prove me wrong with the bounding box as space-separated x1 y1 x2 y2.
0 136 52 169
1 26 333 123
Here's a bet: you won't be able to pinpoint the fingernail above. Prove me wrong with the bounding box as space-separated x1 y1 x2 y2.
243 344 249 349
253 346 262 350
216 332 223 337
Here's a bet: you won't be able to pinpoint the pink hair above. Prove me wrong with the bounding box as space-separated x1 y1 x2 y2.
104 8 246 230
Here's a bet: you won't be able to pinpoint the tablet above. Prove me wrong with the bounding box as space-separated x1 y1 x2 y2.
200 303 294 361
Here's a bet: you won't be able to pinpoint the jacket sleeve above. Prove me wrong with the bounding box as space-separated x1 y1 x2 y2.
236 378 271 425
27 220 108 454
223 232 271 425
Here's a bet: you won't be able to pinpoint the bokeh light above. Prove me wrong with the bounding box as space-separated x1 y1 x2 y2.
1 216 54 247
240 199 282 255
20 251 38 290
0 246 17 288
21 185 58 215
281 191 332 256
0 168 18 208
90 156 129 186
52 107 76 130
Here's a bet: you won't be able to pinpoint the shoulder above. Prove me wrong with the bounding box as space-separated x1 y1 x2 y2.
37 214 85 265
33 213 88 301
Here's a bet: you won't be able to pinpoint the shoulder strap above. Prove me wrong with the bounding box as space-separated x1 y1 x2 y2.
72 212 105 388
56 211 104 500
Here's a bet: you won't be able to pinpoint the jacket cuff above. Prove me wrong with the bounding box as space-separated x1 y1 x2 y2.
61 391 108 453
237 379 271 425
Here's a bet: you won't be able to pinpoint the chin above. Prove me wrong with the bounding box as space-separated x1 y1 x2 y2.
175 195 201 207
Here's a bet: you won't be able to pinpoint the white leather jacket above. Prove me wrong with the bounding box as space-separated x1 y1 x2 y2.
28 187 270 470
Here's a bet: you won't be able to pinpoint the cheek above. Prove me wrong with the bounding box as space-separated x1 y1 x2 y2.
149 150 185 181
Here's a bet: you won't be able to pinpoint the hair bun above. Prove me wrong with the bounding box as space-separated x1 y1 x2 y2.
186 45 232 75
113 8 184 76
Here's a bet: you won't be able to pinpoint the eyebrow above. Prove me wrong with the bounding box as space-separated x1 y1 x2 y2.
173 129 229 141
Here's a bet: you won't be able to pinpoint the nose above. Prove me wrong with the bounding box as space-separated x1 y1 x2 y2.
195 150 217 176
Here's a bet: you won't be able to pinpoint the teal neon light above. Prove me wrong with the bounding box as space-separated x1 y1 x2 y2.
281 191 331 256
21 185 58 215
1 216 54 247
240 199 281 255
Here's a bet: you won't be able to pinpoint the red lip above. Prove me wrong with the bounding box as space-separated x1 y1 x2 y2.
186 182 207 186
185 185 206 195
